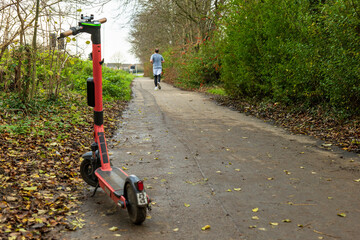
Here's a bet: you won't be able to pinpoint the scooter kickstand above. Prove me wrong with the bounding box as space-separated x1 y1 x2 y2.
91 182 99 197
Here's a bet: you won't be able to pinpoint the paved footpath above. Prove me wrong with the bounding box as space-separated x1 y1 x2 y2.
64 77 360 240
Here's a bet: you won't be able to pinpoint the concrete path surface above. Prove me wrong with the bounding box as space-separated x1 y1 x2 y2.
63 77 360 240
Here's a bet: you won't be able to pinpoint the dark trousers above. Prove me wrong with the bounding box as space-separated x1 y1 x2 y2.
154 74 161 86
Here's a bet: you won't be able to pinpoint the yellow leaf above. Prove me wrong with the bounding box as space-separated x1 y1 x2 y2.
23 186 37 191
35 218 43 223
226 189 232 192
235 169 240 171
201 225 211 231
109 226 118 231
270 222 279 226
252 208 259 212
252 216 259 220
146 215 152 219
354 179 360 182
283 170 291 175
282 219 291 223
173 228 179 232
234 188 241 191
184 203 190 207
337 213 346 217
122 167 128 170
249 225 257 228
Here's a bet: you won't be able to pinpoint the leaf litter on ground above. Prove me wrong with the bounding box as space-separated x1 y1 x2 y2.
0 93 127 239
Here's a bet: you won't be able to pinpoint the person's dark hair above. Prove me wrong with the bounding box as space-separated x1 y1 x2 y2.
155 48 159 53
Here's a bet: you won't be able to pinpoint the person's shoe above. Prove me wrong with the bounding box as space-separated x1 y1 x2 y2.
158 82 161 89
154 86 158 90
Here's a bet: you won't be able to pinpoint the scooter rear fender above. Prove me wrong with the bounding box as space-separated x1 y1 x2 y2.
125 175 148 207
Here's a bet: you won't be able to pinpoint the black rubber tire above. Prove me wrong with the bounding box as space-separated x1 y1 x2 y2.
80 158 98 187
126 184 147 225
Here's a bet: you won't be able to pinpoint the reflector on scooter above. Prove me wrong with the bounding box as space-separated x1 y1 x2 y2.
137 181 144 191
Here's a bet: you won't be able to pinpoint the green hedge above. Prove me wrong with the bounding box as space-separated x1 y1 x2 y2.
221 0 360 117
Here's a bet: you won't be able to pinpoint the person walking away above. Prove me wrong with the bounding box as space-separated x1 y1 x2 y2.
150 48 165 90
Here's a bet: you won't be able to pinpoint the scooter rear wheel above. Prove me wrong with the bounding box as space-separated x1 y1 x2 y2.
80 158 98 187
126 184 146 224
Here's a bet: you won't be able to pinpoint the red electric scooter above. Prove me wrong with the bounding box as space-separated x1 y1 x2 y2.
58 14 150 224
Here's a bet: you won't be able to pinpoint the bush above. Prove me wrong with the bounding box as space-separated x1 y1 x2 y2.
220 0 360 117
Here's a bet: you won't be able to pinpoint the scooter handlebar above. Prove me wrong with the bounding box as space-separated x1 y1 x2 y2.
57 18 107 39
58 27 80 39
98 18 107 24
58 29 73 39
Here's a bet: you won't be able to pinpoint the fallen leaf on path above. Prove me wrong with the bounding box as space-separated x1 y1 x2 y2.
109 227 119 232
226 189 232 192
184 203 190 207
234 188 241 191
267 177 274 180
235 169 240 171
337 213 346 217
201 225 211 231
282 219 291 223
270 222 279 226
122 167 128 170
114 234 121 237
216 171 221 173
354 179 360 182
283 170 291 175
146 215 152 219
252 216 259 220
258 228 266 231
173 228 179 232
249 225 257 228
252 208 259 212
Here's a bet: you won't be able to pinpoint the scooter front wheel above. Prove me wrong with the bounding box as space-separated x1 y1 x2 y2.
80 158 98 187
126 184 147 224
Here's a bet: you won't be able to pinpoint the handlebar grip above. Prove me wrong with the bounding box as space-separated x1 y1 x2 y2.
98 18 107 24
59 29 73 39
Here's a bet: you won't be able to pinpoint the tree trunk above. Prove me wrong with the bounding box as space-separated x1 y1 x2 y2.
30 0 40 100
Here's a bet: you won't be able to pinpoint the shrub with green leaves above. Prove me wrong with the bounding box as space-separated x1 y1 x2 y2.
221 0 360 117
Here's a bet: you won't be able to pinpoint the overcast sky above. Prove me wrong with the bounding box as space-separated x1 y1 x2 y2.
67 1 139 64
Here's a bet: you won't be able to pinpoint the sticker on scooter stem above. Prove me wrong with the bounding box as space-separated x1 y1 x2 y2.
98 132 109 164
137 192 148 205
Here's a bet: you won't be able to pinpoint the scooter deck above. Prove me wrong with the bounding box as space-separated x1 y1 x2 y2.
96 167 127 197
